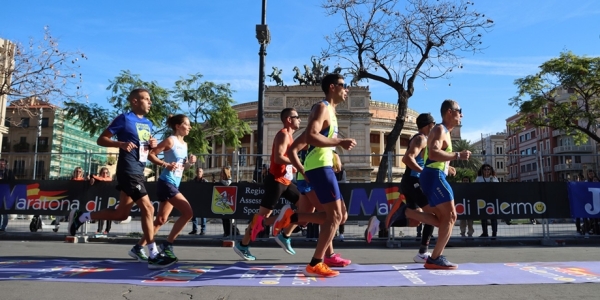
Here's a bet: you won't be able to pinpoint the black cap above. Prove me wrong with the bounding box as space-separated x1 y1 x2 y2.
416 113 435 129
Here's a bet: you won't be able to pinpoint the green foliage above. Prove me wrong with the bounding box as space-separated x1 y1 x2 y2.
64 71 249 154
447 167 477 183
509 51 600 144
450 139 482 171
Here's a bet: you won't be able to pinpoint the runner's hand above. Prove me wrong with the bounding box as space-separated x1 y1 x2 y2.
339 138 356 151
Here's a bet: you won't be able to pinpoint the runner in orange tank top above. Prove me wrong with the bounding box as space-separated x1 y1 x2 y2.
233 108 303 261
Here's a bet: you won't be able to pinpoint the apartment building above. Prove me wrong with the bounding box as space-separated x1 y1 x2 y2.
471 132 508 181
505 89 597 182
2 97 108 179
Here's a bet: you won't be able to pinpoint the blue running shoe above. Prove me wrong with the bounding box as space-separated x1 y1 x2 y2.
424 255 458 270
148 252 178 270
128 246 149 262
233 244 256 261
275 232 296 255
68 209 84 236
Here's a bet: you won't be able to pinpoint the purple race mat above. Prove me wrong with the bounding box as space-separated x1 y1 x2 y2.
1 259 599 287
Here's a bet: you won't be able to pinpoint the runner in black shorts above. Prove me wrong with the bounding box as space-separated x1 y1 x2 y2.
233 108 302 261
67 88 173 269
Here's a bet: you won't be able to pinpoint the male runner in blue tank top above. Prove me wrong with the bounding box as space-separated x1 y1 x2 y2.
68 88 173 269
386 113 440 264
416 100 470 269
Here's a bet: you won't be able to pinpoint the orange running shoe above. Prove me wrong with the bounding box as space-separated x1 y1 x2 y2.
304 262 340 277
272 204 293 236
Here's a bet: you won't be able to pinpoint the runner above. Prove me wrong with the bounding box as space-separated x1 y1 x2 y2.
68 88 176 269
272 73 356 277
385 113 441 263
233 108 301 261
135 114 197 264
413 99 470 269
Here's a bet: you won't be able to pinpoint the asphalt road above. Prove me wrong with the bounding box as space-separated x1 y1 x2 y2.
0 241 598 300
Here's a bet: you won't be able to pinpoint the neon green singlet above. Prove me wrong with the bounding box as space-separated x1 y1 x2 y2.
304 101 337 172
423 124 452 174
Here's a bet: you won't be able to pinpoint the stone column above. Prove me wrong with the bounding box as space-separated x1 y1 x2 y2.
211 136 216 168
221 138 226 167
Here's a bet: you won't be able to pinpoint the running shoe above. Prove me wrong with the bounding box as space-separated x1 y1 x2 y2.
365 216 380 243
160 243 177 260
128 246 149 262
273 204 293 236
324 253 351 267
304 262 340 277
413 251 431 263
68 209 84 236
249 214 265 242
274 232 296 255
233 244 256 261
424 255 458 270
148 252 178 270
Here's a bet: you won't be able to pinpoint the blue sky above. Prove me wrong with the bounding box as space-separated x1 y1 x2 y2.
2 1 599 143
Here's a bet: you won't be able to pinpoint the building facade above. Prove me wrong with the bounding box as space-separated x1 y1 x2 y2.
1 98 108 179
471 132 508 181
505 88 597 182
200 85 461 182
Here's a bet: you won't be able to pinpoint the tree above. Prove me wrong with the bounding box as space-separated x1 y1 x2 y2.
509 51 600 145
0 26 86 114
322 0 493 182
450 139 481 171
64 71 250 154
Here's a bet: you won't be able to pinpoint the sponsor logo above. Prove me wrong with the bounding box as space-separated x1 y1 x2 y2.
1 184 68 211
211 186 237 215
348 187 399 216
455 198 546 216
585 187 600 215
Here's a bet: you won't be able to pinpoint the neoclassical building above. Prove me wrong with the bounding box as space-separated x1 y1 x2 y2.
200 85 461 182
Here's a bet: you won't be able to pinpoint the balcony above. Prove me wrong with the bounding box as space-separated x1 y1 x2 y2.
32 144 50 152
553 145 593 153
542 166 553 173
552 129 567 136
542 132 549 138
1 143 10 152
13 142 30 153
554 163 582 172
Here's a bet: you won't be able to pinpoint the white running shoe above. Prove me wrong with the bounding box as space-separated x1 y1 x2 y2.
366 216 380 243
413 252 431 263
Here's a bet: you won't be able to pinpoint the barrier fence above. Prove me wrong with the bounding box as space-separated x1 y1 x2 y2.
1 151 599 243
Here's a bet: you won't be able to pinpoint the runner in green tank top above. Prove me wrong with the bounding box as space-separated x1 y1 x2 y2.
272 74 356 278
416 99 471 270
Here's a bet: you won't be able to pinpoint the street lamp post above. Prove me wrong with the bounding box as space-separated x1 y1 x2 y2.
32 107 43 180
255 0 270 180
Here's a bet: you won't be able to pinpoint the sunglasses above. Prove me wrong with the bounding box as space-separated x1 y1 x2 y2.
451 107 462 114
334 83 348 89
290 115 300 119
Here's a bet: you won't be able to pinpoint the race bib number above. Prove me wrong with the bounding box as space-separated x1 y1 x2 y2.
139 142 149 163
284 165 294 181
174 159 184 178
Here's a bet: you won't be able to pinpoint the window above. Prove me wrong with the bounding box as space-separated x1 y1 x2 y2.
575 156 581 163
20 118 30 128
532 146 537 154
532 163 537 171
238 147 248 167
531 131 536 138
521 165 525 173
496 161 504 170
41 117 49 128
526 164 532 172
4 118 10 127
496 147 503 155
35 160 45 179
19 137 27 144
13 160 25 177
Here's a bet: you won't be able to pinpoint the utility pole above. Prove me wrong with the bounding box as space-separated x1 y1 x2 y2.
255 0 270 180
32 107 43 179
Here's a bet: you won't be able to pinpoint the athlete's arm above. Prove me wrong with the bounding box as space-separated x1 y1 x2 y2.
149 137 176 171
273 131 293 165
287 131 307 177
401 135 426 173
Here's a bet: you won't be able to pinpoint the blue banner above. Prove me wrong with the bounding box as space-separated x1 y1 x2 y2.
567 182 600 218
